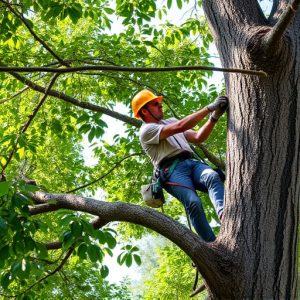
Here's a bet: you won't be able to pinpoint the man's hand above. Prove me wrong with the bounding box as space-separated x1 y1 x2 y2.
209 96 229 122
206 96 228 112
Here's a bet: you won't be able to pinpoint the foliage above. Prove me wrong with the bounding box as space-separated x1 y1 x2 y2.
137 237 208 300
0 0 228 298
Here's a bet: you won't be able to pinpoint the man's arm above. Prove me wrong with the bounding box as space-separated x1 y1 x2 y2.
159 107 210 140
184 119 216 144
159 96 228 141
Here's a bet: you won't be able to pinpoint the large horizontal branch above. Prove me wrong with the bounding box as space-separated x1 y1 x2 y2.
0 64 267 76
30 191 235 295
30 191 224 277
262 0 300 53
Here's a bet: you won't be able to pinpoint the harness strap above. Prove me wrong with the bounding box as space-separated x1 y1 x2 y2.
164 181 195 192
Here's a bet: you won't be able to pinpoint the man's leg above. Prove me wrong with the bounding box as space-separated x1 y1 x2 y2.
192 162 224 219
163 160 216 242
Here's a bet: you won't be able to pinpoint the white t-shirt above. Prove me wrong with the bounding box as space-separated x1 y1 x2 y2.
139 118 193 168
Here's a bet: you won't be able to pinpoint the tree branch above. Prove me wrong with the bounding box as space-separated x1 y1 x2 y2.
2 66 141 127
1 0 69 67
4 246 74 298
262 0 300 53
40 217 109 250
198 144 226 170
0 86 30 104
65 152 144 193
1 73 60 174
0 64 267 76
29 191 229 285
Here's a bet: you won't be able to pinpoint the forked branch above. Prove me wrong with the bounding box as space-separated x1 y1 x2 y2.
262 0 300 53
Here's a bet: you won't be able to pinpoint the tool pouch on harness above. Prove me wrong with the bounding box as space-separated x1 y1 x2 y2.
141 176 165 208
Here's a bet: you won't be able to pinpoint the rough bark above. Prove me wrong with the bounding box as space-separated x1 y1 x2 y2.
202 0 300 299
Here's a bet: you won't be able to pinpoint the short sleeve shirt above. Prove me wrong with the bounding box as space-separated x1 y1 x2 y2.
139 118 193 168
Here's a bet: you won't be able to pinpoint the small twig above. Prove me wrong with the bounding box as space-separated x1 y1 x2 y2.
3 246 74 298
1 0 69 67
262 0 300 53
0 86 30 104
190 283 206 297
65 152 144 193
0 64 268 76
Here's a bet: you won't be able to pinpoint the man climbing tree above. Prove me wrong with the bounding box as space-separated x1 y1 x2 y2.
132 89 228 241
0 0 299 299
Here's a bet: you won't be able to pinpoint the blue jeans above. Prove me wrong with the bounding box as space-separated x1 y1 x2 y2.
162 159 224 242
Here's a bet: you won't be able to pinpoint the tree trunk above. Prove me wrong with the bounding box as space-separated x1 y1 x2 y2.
202 0 300 299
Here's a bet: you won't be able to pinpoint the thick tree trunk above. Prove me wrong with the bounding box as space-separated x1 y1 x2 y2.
202 0 300 299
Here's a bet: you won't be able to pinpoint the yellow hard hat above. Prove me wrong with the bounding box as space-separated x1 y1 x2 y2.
131 89 163 118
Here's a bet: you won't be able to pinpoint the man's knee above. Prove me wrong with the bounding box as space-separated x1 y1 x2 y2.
201 169 222 185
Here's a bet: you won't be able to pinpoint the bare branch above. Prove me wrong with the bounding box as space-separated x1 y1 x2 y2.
190 283 206 297
1 0 69 67
198 144 226 170
0 64 267 76
66 152 144 193
1 73 60 174
262 0 300 53
29 202 64 215
0 86 30 104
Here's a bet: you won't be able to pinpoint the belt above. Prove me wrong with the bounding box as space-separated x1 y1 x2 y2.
158 151 193 169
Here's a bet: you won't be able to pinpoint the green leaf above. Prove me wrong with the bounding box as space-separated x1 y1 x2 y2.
167 0 172 9
77 243 87 260
67 7 82 24
100 265 109 278
35 242 48 258
0 245 10 261
11 261 21 278
81 220 96 237
70 221 82 237
62 231 74 249
105 232 116 249
104 7 114 15
125 254 132 267
176 0 182 9
133 254 142 266
87 244 102 262
0 181 10 197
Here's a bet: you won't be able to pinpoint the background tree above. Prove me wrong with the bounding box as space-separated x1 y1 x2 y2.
0 0 299 299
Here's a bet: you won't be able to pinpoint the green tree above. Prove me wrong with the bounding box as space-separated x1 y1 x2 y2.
0 0 299 299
